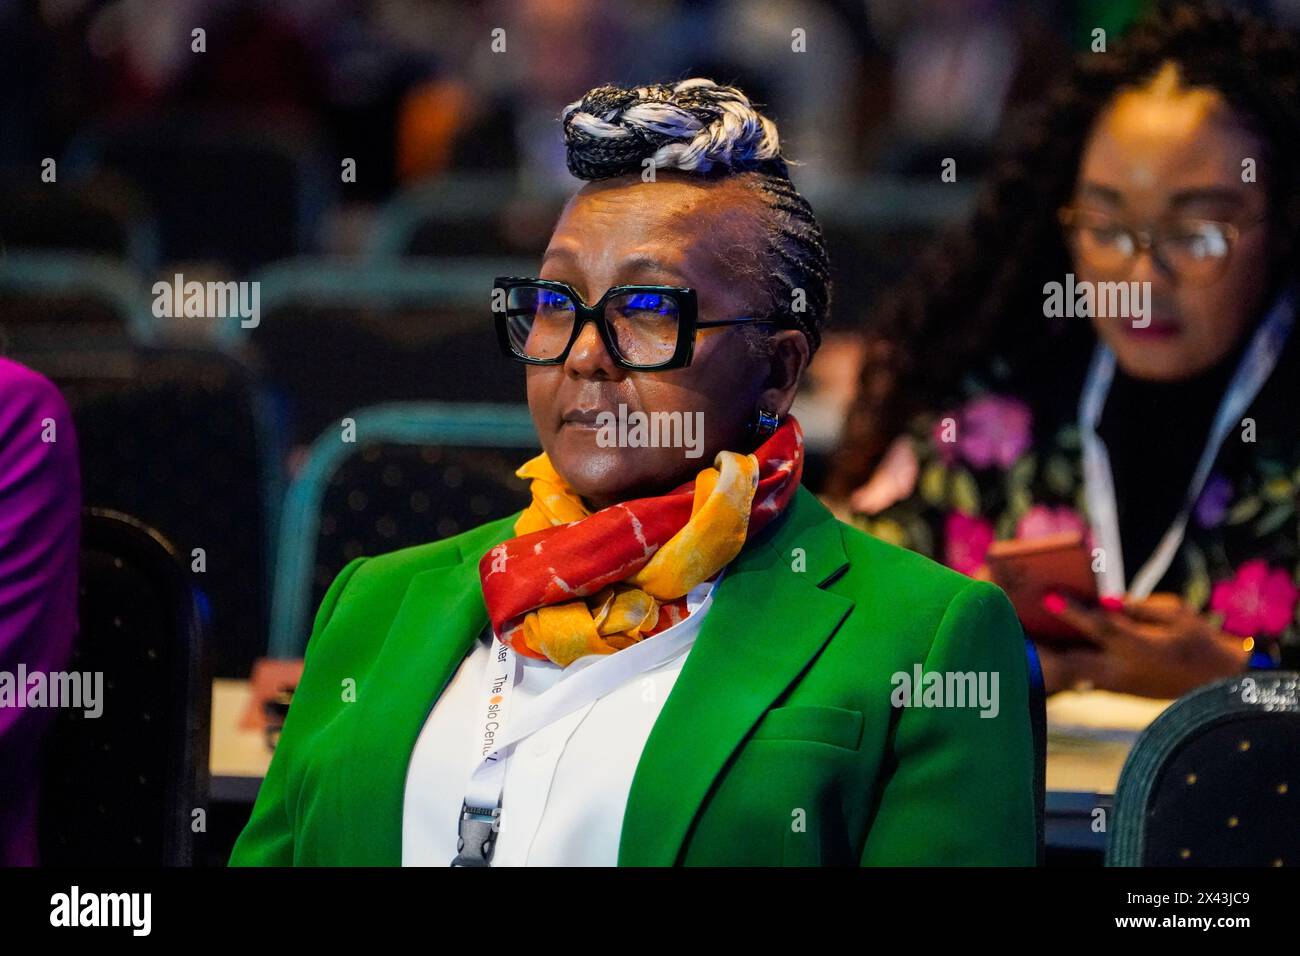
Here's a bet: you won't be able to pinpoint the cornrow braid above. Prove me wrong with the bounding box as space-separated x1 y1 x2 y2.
561 77 831 353
744 174 832 354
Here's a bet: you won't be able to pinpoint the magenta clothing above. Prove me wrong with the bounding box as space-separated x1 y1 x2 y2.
0 358 80 866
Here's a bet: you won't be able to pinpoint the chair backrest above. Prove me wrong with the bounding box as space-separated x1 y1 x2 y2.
0 172 160 272
368 173 568 260
64 113 333 275
1107 672 1300 866
270 402 537 658
39 509 209 866
368 174 976 314
0 251 154 352
21 346 282 677
248 258 533 446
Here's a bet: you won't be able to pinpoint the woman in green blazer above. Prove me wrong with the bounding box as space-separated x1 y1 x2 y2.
231 79 1036 867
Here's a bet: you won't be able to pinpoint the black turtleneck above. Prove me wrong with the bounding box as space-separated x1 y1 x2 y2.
1095 340 1247 586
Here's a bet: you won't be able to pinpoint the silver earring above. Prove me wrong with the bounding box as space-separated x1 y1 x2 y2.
752 408 779 439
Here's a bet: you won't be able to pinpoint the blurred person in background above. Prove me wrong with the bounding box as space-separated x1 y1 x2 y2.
705 0 866 185
0 356 81 866
829 1 1300 698
861 0 1070 177
397 0 644 187
231 78 1034 867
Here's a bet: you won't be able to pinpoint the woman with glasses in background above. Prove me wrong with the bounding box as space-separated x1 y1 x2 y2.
231 78 1036 867
829 1 1300 698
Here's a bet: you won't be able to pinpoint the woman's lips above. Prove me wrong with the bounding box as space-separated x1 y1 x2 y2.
1121 316 1182 340
561 408 604 428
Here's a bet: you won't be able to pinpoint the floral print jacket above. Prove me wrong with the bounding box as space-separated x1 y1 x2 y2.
851 384 1300 669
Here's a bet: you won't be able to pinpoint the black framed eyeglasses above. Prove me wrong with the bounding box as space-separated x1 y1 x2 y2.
1058 206 1268 286
492 277 773 370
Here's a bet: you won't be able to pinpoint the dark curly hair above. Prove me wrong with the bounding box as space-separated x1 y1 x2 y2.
560 78 832 354
826 0 1300 498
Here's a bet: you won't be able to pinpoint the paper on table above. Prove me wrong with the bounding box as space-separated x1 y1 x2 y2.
1048 689 1175 740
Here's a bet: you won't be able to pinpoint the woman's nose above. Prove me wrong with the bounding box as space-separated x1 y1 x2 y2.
1130 246 1177 288
564 319 623 379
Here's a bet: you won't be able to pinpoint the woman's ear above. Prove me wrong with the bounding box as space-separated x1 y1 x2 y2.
760 329 811 418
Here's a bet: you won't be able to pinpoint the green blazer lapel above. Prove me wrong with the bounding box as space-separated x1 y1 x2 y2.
619 487 855 866
341 533 508 864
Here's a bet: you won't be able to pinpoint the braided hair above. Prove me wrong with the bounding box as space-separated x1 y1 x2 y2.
826 0 1300 498
560 78 831 354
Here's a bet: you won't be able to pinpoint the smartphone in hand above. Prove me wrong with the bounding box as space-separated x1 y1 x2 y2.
985 532 1099 643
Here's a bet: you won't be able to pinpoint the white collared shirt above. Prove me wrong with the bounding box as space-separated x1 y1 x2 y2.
401 576 718 866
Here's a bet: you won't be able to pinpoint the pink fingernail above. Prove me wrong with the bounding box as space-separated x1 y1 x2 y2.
1100 596 1124 612
1042 592 1067 615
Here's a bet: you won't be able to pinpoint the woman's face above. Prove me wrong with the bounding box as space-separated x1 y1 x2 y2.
1071 63 1273 381
527 172 806 511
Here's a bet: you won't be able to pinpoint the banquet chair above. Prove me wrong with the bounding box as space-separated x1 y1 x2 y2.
0 251 152 353
247 257 532 447
268 402 537 658
63 113 333 276
1107 672 1300 866
38 509 209 866
0 172 159 272
27 346 283 677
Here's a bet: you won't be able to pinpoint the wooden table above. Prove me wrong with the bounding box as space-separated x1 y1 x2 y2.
210 679 273 802
210 679 1174 851
1044 690 1174 851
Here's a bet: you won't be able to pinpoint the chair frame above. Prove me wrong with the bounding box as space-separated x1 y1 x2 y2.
0 251 156 345
365 172 979 259
249 255 536 339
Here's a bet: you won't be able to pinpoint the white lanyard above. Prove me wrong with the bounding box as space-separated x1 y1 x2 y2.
450 577 718 866
1079 290 1294 598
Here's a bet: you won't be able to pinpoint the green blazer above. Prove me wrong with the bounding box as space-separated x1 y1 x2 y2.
230 486 1036 866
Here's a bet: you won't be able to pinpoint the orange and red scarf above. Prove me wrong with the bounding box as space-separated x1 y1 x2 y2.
479 417 803 665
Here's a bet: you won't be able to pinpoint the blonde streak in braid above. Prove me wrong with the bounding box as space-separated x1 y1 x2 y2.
722 99 779 166
653 139 705 172
680 127 718 171
696 104 741 167
709 107 742 163
756 115 781 159
563 96 630 141
577 115 629 140
648 142 684 171
621 100 705 172
620 101 699 139
674 76 716 94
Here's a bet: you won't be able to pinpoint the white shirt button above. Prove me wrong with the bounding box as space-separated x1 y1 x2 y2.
530 737 549 757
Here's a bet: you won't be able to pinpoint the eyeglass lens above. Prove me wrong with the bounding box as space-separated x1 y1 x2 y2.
504 284 682 365
1067 213 1234 282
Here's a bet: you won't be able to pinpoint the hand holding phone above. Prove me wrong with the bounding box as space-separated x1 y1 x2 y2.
984 532 1099 644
